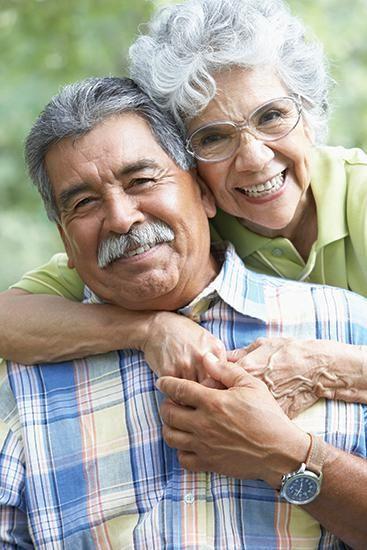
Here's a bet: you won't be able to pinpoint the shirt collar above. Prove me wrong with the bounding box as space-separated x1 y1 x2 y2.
179 242 267 323
83 285 102 304
211 208 273 258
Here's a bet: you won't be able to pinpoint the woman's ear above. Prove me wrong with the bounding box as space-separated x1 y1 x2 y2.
57 224 75 269
190 167 217 219
302 114 316 145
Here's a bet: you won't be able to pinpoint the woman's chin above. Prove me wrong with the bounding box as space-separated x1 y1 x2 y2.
237 216 294 237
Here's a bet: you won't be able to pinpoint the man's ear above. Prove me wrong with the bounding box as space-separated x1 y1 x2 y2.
190 167 217 219
57 224 75 269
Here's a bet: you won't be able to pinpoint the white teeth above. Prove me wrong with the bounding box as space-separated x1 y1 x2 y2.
123 239 172 258
240 171 285 198
124 244 152 258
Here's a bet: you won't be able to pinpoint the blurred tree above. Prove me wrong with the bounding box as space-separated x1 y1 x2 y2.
288 0 367 148
0 0 153 289
1 0 366 289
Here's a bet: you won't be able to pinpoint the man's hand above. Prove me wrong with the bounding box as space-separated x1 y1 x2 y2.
143 311 226 386
157 352 309 488
227 337 367 418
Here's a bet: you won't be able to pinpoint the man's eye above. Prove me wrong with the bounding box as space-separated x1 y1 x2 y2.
74 197 96 210
130 177 156 187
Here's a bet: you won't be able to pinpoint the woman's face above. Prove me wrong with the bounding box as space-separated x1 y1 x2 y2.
187 67 314 234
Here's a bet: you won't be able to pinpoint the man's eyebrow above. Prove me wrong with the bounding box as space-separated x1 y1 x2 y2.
58 182 91 211
117 159 160 177
57 160 160 210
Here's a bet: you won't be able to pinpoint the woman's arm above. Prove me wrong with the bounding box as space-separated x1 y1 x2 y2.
1 253 224 376
0 289 225 380
227 337 367 417
1 291 367 400
0 288 154 363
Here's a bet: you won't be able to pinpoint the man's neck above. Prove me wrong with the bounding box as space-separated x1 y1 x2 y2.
154 252 220 311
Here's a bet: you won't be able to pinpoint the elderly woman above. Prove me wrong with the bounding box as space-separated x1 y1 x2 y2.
1 0 367 417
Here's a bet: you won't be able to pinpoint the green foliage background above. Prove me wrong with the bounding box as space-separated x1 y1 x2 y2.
1 0 367 290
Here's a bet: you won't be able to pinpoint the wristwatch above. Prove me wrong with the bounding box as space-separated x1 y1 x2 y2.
279 433 327 505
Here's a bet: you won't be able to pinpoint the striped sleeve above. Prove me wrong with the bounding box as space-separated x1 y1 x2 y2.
0 427 33 548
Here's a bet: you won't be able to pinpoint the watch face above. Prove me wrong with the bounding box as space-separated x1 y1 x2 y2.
283 473 320 505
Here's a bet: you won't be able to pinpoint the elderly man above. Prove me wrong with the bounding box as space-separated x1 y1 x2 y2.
0 76 366 549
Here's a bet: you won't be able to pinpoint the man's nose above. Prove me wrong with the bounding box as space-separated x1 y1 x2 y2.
234 133 274 173
103 191 145 234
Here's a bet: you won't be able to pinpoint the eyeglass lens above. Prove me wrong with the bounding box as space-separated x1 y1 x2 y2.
188 97 300 161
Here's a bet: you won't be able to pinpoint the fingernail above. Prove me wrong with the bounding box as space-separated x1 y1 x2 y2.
155 379 162 390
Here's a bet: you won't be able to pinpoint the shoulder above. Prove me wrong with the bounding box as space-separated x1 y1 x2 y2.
313 145 367 166
261 273 367 340
312 145 367 242
11 253 84 301
312 146 367 187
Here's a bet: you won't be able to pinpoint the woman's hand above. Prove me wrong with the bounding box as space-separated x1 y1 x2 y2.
227 337 367 418
142 311 226 384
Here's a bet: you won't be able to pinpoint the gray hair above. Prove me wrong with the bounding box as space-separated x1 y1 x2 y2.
25 76 193 222
129 0 332 142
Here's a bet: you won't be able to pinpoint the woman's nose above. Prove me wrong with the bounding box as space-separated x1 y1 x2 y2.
234 133 274 173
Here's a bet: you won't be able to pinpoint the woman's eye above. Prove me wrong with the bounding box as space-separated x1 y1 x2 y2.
201 133 227 146
258 109 283 125
197 131 234 151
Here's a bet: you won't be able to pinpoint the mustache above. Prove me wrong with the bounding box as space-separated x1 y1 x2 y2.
97 220 175 268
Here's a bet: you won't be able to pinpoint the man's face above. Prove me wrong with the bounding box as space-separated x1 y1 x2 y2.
45 113 217 310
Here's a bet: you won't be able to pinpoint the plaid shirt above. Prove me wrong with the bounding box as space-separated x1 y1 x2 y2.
1 243 366 549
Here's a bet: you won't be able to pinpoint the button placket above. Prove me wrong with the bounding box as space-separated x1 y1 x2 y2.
271 247 283 257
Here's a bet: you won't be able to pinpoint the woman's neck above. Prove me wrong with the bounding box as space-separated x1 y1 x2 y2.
283 188 317 261
238 187 318 262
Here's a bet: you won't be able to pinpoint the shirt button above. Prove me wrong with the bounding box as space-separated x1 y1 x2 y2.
184 492 195 504
271 248 283 257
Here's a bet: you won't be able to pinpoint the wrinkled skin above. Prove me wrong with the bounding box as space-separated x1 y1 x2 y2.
144 317 367 417
227 337 367 418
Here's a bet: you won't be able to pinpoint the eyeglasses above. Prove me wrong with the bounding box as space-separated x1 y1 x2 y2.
186 96 302 163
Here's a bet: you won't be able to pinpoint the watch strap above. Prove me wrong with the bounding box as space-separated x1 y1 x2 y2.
305 433 327 476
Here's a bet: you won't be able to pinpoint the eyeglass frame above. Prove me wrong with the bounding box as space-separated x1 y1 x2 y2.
185 95 303 163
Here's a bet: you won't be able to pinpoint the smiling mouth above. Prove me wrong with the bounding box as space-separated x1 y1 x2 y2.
121 239 174 260
236 170 286 198
123 243 157 258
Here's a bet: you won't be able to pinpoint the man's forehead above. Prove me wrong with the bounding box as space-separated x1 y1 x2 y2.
46 112 177 178
70 112 162 152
